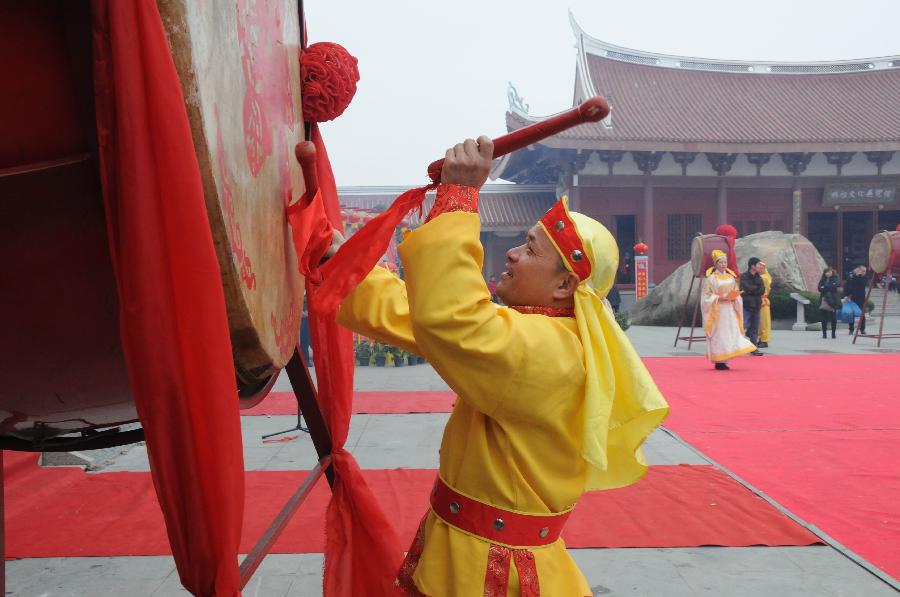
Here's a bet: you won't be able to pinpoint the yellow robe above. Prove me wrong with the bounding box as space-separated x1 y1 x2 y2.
759 271 772 343
701 270 756 362
338 212 594 596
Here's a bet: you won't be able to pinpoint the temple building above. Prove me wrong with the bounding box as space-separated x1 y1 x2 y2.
491 13 900 286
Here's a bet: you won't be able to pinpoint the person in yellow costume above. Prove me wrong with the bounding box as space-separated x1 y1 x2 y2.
333 136 669 596
701 250 756 370
757 261 773 348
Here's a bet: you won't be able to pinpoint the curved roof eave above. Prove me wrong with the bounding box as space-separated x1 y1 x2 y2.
568 11 900 75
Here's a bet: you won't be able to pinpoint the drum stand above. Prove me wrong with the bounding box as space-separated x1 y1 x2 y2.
674 274 707 348
852 277 900 348
238 347 334 587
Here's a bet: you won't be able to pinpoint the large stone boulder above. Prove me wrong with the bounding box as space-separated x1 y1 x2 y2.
630 231 827 326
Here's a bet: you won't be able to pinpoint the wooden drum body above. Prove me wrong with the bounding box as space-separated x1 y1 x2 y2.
869 231 900 275
690 234 731 278
161 0 306 392
0 1 306 448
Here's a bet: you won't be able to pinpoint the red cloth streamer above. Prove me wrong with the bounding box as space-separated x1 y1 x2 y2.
287 123 405 596
309 178 436 316
90 1 244 595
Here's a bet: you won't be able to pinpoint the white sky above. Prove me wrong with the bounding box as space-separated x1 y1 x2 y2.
306 0 900 186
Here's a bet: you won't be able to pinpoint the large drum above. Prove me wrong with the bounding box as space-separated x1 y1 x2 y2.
0 1 305 448
690 234 731 277
869 231 900 275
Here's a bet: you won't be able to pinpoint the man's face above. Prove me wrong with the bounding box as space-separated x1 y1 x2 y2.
758 263 767 274
856 266 867 276
496 224 571 307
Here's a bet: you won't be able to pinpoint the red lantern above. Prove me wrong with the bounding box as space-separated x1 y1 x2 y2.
633 242 649 255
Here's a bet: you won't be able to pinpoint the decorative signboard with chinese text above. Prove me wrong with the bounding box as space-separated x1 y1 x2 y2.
822 183 898 207
635 255 650 299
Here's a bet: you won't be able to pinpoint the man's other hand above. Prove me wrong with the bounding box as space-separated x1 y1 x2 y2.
320 229 345 264
440 135 494 188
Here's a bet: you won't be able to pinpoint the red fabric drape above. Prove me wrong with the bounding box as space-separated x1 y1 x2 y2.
287 123 405 596
91 2 244 595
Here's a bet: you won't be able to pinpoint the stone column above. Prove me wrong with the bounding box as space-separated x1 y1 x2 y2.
633 152 664 284
717 176 728 226
706 153 737 225
780 153 814 235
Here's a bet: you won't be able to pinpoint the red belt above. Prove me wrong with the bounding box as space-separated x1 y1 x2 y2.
429 476 572 548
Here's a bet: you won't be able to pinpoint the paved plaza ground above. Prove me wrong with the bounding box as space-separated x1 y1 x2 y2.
7 324 900 596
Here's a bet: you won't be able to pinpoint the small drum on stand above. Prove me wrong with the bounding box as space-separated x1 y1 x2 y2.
869 230 900 275
0 0 306 450
854 230 900 348
690 234 731 278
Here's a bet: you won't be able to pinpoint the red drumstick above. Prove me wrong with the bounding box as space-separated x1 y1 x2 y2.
295 141 319 201
426 96 609 183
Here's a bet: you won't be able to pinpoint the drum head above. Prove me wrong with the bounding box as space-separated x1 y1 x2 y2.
161 0 306 386
869 231 900 274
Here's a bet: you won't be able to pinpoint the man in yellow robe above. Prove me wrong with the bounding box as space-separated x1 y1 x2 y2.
757 261 772 347
334 136 669 596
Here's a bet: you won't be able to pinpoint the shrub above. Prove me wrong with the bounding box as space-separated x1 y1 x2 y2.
768 290 820 321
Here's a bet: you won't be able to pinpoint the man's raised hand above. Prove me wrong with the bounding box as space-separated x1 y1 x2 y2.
439 135 494 188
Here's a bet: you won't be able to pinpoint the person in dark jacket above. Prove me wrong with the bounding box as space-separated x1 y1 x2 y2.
818 267 841 339
844 265 869 335
608 285 621 313
739 257 765 355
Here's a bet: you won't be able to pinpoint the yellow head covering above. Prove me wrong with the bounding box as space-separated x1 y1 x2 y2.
711 249 727 264
539 197 669 491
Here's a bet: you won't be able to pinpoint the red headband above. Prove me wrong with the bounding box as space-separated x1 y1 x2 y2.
539 199 592 281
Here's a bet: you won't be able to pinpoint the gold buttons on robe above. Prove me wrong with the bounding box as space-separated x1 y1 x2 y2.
555 220 565 231
493 518 505 531
539 527 549 538
449 501 460 514
571 250 583 262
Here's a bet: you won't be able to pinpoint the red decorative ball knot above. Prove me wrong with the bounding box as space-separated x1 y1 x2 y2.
300 42 359 122
715 224 737 237
633 242 649 255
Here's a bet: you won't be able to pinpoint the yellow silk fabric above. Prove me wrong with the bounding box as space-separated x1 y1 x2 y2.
759 271 773 343
539 201 669 490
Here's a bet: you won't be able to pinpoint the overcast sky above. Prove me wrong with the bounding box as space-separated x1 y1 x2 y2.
306 0 900 187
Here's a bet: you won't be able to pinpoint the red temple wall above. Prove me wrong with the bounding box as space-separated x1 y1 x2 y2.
577 185 796 282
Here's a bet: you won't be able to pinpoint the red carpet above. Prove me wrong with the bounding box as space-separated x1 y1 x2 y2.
4 454 816 558
243 391 455 415
647 354 900 579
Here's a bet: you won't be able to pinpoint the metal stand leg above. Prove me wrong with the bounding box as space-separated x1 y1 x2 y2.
674 275 696 347
261 353 310 440
853 278 876 345
238 347 336 588
675 275 706 349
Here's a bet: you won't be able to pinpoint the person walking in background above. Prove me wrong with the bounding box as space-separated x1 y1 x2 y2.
739 257 766 355
608 284 621 313
844 265 868 335
818 267 841 339
702 250 756 370
757 261 773 348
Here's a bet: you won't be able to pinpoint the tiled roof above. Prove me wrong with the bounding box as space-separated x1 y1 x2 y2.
507 23 900 151
339 185 555 231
